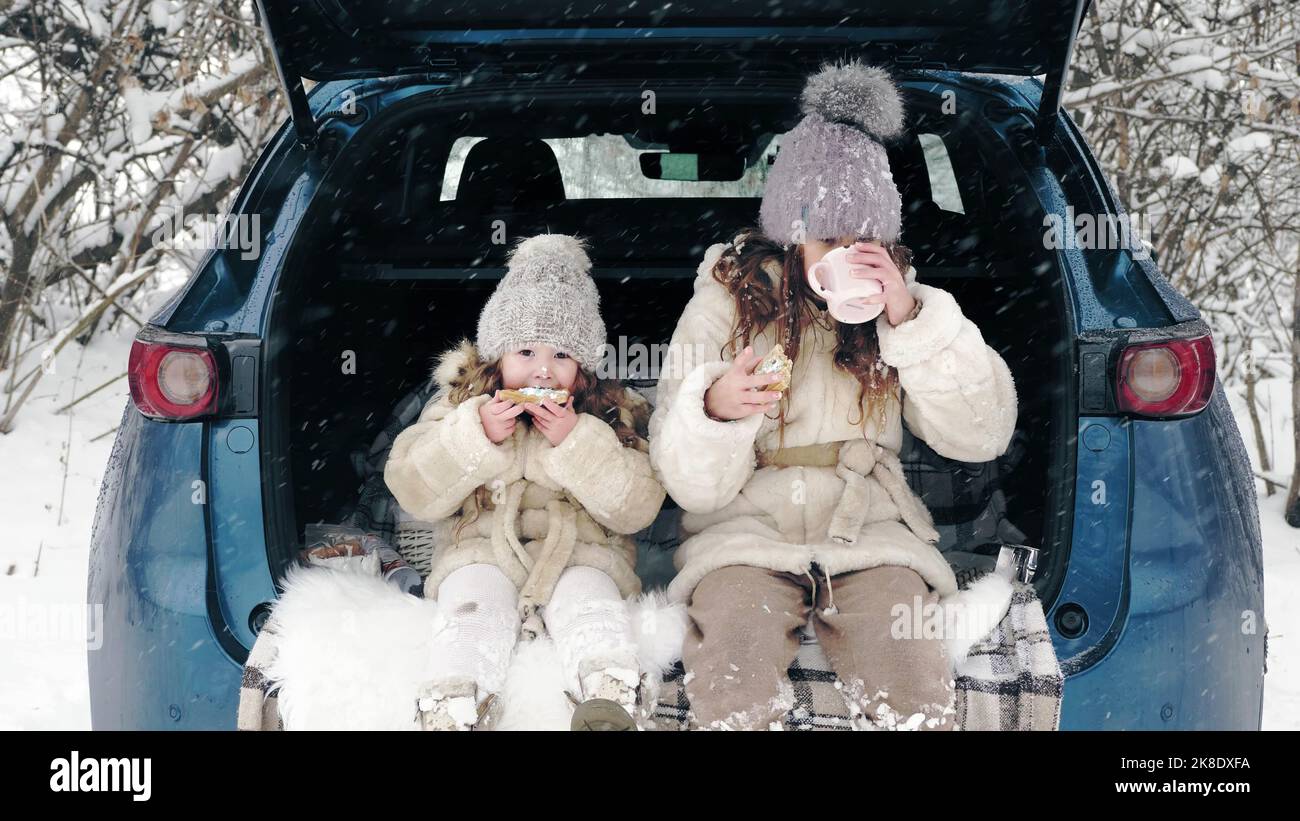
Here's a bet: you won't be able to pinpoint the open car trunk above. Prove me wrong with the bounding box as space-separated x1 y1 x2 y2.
262 78 1074 599
255 0 1089 143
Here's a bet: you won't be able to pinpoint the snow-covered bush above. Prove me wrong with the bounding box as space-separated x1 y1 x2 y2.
0 0 282 430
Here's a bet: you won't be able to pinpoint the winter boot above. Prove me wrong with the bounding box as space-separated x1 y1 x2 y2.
570 698 638 731
415 678 496 731
568 668 640 731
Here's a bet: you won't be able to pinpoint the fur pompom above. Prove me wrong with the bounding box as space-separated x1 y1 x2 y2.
799 59 905 142
504 233 592 276
939 571 1014 668
628 588 691 677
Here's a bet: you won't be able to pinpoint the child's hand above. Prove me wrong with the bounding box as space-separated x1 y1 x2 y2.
481 392 527 444
846 240 918 327
703 346 783 421
525 396 578 446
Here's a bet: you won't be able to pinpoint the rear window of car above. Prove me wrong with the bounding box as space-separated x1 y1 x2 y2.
439 134 777 200
439 130 967 215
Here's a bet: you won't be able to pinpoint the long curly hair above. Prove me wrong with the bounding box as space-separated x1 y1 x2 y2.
711 227 912 443
445 349 648 542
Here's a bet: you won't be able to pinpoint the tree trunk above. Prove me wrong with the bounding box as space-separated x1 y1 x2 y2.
1244 336 1278 496
1285 252 1300 527
0 241 36 372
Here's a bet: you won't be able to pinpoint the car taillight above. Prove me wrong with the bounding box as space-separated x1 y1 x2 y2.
1116 334 1215 418
128 338 218 420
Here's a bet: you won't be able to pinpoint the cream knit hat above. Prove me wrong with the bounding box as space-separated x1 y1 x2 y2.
759 60 907 246
475 234 607 372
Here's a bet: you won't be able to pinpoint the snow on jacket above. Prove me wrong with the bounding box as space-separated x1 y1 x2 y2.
649 239 1019 603
384 341 665 630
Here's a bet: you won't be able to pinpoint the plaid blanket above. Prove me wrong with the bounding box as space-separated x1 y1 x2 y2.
641 581 1060 731
237 622 285 731
238 381 1063 731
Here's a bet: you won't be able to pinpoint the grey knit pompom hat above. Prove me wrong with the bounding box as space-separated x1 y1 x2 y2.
476 233 606 372
759 60 906 246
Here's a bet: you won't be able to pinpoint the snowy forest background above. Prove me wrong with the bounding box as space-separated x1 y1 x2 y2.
0 0 1296 727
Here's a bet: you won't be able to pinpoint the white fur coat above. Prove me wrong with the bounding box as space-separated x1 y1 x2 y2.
648 240 1019 603
383 341 664 606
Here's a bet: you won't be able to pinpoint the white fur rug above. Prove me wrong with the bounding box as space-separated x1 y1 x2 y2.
261 565 690 730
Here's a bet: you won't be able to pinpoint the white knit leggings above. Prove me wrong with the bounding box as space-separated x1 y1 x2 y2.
427 563 636 697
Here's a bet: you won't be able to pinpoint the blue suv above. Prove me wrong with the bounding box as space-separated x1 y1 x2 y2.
88 0 1266 730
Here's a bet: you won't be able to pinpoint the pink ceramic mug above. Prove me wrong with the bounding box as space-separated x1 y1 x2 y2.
806 246 885 324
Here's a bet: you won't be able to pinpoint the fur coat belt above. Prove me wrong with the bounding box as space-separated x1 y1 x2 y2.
760 439 941 548
491 478 581 638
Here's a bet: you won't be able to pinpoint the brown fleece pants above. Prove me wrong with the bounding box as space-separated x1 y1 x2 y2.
682 563 957 730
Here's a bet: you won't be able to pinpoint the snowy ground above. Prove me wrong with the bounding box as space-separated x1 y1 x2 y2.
0 313 1296 729
1227 377 1299 729
0 320 136 729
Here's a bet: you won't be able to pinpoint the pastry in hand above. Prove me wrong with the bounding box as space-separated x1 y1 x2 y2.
498 386 571 405
755 344 792 392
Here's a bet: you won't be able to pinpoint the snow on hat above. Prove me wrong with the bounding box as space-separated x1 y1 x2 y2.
475 233 607 372
759 60 906 246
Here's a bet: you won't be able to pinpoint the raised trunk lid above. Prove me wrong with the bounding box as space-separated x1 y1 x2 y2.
255 0 1090 144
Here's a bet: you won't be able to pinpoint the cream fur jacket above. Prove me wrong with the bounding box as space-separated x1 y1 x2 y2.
384 341 665 627
649 240 1019 603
